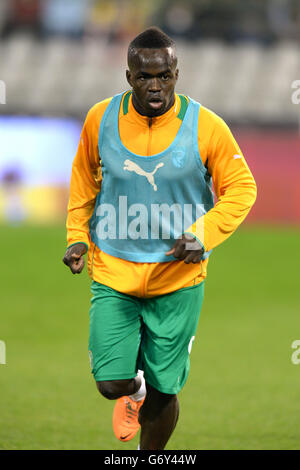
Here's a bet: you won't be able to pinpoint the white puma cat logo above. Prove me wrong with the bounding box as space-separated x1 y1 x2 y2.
123 159 164 191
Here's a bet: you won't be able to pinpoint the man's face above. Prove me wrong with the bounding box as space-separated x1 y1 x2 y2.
126 47 179 118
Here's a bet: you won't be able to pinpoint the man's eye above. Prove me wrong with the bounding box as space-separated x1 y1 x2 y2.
162 75 170 81
138 76 146 81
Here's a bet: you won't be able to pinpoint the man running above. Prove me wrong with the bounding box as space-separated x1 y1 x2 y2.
63 27 257 450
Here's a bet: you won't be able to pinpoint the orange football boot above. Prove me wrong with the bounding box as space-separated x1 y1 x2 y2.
113 396 145 442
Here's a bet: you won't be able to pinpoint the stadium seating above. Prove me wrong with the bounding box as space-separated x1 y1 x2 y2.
0 33 299 126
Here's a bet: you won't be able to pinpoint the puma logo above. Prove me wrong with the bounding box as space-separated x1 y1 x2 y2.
123 159 164 191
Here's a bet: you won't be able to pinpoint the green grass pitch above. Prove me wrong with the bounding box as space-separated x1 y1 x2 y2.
0 224 299 450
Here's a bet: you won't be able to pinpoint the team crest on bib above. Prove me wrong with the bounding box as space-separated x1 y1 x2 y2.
172 148 186 168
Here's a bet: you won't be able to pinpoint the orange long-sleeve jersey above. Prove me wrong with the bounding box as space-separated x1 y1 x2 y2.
66 92 256 297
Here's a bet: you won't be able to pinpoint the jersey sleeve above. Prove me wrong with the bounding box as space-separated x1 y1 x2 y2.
66 98 111 250
185 108 257 253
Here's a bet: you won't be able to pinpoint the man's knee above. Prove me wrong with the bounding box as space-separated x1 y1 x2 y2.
96 379 133 400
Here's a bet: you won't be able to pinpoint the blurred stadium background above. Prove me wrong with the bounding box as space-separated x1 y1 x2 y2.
0 0 299 450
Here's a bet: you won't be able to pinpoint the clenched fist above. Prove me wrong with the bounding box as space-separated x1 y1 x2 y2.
165 234 204 264
62 243 87 274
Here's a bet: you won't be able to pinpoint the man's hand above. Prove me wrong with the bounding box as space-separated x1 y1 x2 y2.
62 243 88 274
165 234 204 264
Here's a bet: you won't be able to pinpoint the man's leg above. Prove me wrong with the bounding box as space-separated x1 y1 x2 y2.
96 377 141 400
139 383 179 450
137 282 205 449
89 282 145 441
89 282 141 387
96 373 146 443
97 378 178 449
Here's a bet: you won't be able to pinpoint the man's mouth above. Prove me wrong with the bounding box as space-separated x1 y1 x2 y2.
148 98 163 110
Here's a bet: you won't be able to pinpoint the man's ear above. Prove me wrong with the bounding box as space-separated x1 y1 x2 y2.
175 69 179 81
126 70 132 87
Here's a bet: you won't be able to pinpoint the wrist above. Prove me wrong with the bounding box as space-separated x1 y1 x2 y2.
67 241 89 252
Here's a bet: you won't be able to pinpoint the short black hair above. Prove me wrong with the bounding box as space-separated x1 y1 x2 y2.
128 27 175 58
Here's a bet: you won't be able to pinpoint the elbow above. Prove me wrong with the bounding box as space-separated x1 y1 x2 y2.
247 180 257 209
251 180 258 207
242 175 257 210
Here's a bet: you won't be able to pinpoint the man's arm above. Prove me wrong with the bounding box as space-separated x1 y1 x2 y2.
167 109 257 263
185 110 257 255
63 103 105 274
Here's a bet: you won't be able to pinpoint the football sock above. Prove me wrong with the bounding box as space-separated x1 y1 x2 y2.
129 370 146 402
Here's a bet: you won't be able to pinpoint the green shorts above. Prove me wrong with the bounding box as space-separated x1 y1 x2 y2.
88 281 205 395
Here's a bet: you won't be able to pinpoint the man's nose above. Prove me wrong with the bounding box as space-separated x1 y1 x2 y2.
148 77 161 91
